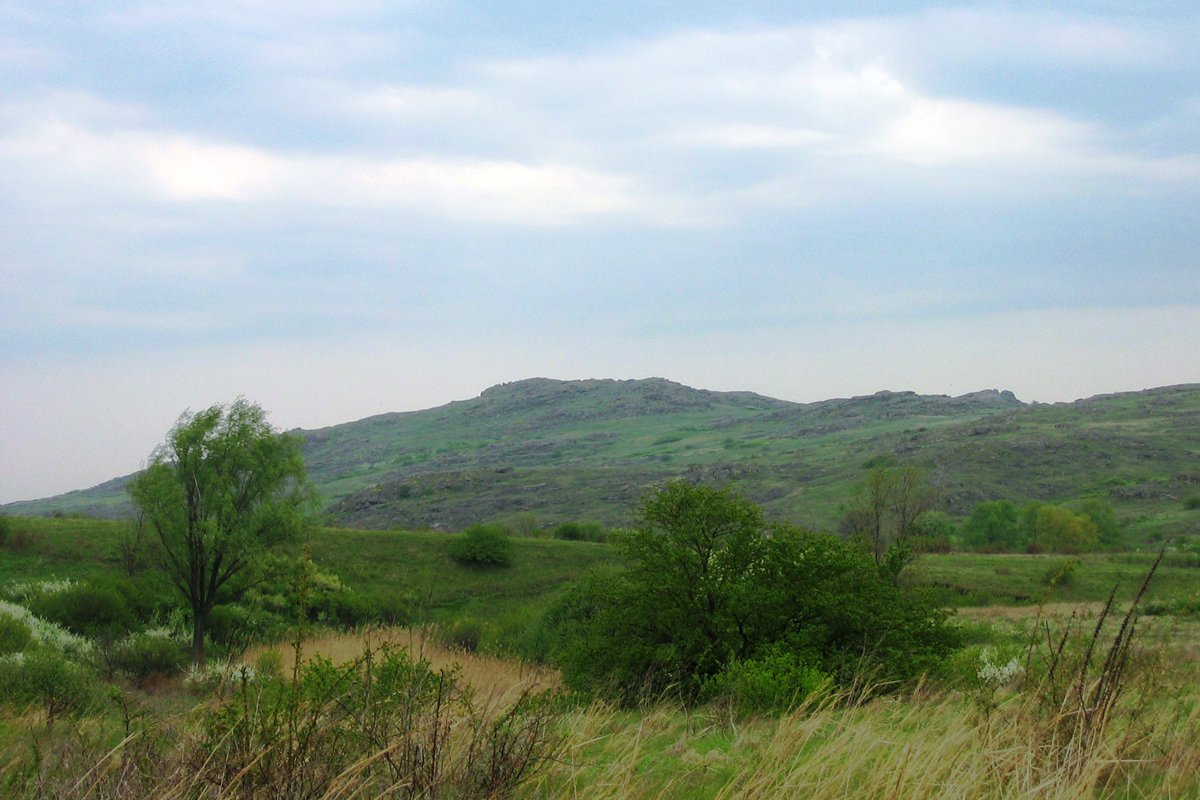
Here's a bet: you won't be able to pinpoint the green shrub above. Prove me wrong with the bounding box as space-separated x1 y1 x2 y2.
0 515 9 547
702 644 829 713
1185 495 1200 511
439 620 484 653
0 612 32 655
254 649 284 681
0 649 96 721
27 579 138 640
548 482 960 705
449 524 512 567
553 521 607 542
207 604 289 649
110 632 186 684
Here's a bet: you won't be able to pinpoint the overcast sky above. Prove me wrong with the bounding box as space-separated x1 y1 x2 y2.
2 1 1198 504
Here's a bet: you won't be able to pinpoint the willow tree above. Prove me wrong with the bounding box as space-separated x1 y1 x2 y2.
129 399 316 661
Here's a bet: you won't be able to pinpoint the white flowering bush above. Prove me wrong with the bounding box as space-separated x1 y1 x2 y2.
183 661 258 694
977 647 1024 687
0 599 92 657
1 578 75 603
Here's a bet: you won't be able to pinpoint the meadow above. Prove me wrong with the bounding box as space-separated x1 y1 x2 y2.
2 514 1199 798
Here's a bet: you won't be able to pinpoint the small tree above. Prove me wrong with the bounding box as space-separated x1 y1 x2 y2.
843 465 936 564
129 399 316 662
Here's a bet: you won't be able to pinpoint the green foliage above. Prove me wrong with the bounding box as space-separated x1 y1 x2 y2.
961 500 1024 552
701 643 829 713
842 465 936 563
0 649 97 721
449 523 513 567
1023 503 1099 553
0 515 9 547
438 620 485 652
1075 499 1121 547
110 632 186 684
26 579 137 640
1183 495 1200 511
548 482 961 704
553 520 607 542
128 398 317 660
0 612 32 655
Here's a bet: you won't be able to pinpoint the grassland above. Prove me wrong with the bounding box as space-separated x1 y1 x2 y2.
3 514 1200 798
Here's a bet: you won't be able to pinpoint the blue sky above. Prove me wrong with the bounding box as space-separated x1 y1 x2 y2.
2 1 1198 503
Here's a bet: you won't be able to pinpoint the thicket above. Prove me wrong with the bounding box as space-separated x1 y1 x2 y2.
547 482 961 706
960 499 1120 553
449 524 513 567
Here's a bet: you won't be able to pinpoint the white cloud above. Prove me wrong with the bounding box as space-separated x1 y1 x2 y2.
0 118 671 225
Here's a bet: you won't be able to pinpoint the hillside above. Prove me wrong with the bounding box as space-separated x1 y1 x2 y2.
6 378 1199 540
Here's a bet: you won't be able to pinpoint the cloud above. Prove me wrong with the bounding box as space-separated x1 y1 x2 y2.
0 115 672 225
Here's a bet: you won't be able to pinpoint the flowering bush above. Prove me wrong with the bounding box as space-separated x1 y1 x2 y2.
0 599 92 657
977 647 1024 687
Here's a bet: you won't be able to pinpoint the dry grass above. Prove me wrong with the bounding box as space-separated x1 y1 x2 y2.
518 682 1200 800
242 626 561 703
959 602 1109 622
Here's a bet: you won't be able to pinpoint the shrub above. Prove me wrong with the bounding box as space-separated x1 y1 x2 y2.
439 620 484 653
0 612 32 655
254 649 284 681
548 482 960 704
553 521 607 542
449 523 512 567
1185 495 1200 511
0 649 97 721
110 631 186 684
702 644 829 713
0 515 9 547
27 579 138 640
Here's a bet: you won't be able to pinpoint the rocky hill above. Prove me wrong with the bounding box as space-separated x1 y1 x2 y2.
6 378 1198 542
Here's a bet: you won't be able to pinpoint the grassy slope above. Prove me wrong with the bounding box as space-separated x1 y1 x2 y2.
6 379 1199 544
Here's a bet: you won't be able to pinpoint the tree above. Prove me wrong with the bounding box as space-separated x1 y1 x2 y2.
129 399 315 661
843 465 936 564
961 500 1024 551
547 482 959 704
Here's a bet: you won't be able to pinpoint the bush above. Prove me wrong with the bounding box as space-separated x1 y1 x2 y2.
1185 495 1200 511
0 515 9 547
449 524 512 567
0 649 97 721
702 644 829 713
110 632 186 684
0 612 32 655
548 482 961 704
27 579 138 640
553 521 607 542
439 620 484 653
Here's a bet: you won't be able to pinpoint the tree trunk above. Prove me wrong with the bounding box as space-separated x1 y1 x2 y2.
191 605 208 663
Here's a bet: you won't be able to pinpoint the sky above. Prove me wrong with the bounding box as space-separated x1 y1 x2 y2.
2 1 1198 504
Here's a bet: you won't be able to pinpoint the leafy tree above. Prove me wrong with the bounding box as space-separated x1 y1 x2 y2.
961 500 1024 551
1023 502 1099 553
548 482 959 704
129 399 315 661
1075 499 1121 547
842 465 936 564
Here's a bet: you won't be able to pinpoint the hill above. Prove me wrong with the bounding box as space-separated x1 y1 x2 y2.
5 378 1199 541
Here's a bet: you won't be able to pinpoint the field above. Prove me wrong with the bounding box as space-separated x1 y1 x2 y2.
2 515 1199 798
